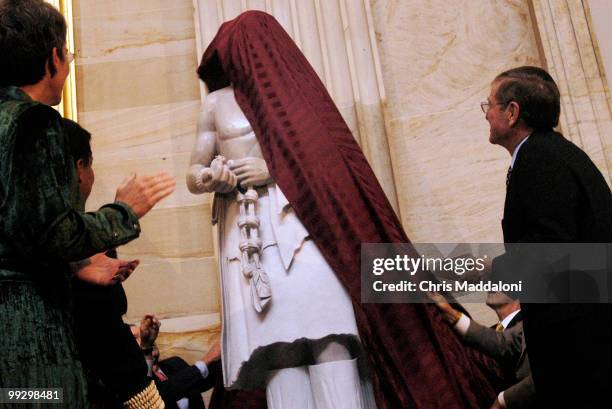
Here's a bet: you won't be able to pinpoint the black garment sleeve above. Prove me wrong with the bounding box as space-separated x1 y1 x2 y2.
73 307 149 402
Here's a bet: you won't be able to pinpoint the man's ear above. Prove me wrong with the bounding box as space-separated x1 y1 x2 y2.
47 47 60 77
76 158 86 182
507 101 520 127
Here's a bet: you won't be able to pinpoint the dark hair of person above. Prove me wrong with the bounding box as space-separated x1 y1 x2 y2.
0 0 67 86
62 119 92 166
494 66 561 131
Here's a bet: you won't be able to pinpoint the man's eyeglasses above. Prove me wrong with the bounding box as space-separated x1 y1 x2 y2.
480 101 506 113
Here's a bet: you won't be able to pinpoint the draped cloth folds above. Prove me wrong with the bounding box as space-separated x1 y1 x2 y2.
199 11 503 409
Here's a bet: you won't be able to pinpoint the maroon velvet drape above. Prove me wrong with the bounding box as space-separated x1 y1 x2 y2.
200 11 503 409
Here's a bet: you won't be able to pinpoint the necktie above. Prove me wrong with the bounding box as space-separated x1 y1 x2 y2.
495 322 504 332
153 366 168 381
506 166 513 187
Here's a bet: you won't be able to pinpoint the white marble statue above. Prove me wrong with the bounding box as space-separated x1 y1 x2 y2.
186 86 376 409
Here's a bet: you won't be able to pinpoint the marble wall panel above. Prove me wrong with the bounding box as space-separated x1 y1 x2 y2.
119 204 214 259
372 0 541 121
74 6 195 62
530 0 612 183
316 1 355 123
219 0 246 21
73 0 185 19
154 313 221 363
293 1 326 81
79 101 200 159
269 0 296 34
246 1 267 12
372 0 542 242
390 109 507 243
588 0 612 97
122 257 220 319
86 153 210 212
76 54 200 112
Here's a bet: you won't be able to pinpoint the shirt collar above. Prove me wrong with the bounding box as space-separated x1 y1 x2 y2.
501 309 521 329
510 135 530 169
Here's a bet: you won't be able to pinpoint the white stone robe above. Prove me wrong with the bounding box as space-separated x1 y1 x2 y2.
215 183 360 389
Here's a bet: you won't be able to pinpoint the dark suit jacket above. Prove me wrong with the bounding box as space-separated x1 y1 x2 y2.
502 131 611 244
492 130 612 409
465 319 534 409
154 357 219 409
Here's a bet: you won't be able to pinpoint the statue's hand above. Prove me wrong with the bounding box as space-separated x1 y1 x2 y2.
228 157 272 188
206 156 237 193
189 156 237 193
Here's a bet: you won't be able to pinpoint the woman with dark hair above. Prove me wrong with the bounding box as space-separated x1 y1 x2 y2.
0 1 174 406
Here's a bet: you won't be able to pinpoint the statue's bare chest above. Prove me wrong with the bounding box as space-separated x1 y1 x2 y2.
214 93 253 140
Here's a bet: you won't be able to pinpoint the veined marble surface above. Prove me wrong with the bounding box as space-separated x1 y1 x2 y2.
372 0 542 243
123 258 220 320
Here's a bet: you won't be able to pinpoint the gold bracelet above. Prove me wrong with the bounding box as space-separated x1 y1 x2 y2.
123 380 165 409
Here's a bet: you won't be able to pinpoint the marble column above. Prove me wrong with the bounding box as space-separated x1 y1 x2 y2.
371 0 543 243
530 0 612 184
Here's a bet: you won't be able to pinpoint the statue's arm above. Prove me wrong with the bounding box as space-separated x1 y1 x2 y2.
186 93 238 194
186 95 218 194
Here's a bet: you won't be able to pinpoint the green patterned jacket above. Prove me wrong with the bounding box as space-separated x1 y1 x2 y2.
0 86 141 281
0 86 142 406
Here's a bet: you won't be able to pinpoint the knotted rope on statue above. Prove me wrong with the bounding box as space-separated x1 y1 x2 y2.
209 155 271 312
237 183 271 313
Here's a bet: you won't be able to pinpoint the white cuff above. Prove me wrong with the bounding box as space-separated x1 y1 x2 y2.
195 360 209 379
176 397 189 409
498 391 506 408
453 313 471 336
145 357 154 377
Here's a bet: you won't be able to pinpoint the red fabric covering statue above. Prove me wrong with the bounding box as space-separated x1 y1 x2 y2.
199 10 503 409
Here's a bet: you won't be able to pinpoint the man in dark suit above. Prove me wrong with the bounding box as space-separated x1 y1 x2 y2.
131 314 220 409
430 292 534 409
483 66 612 409
155 356 217 409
